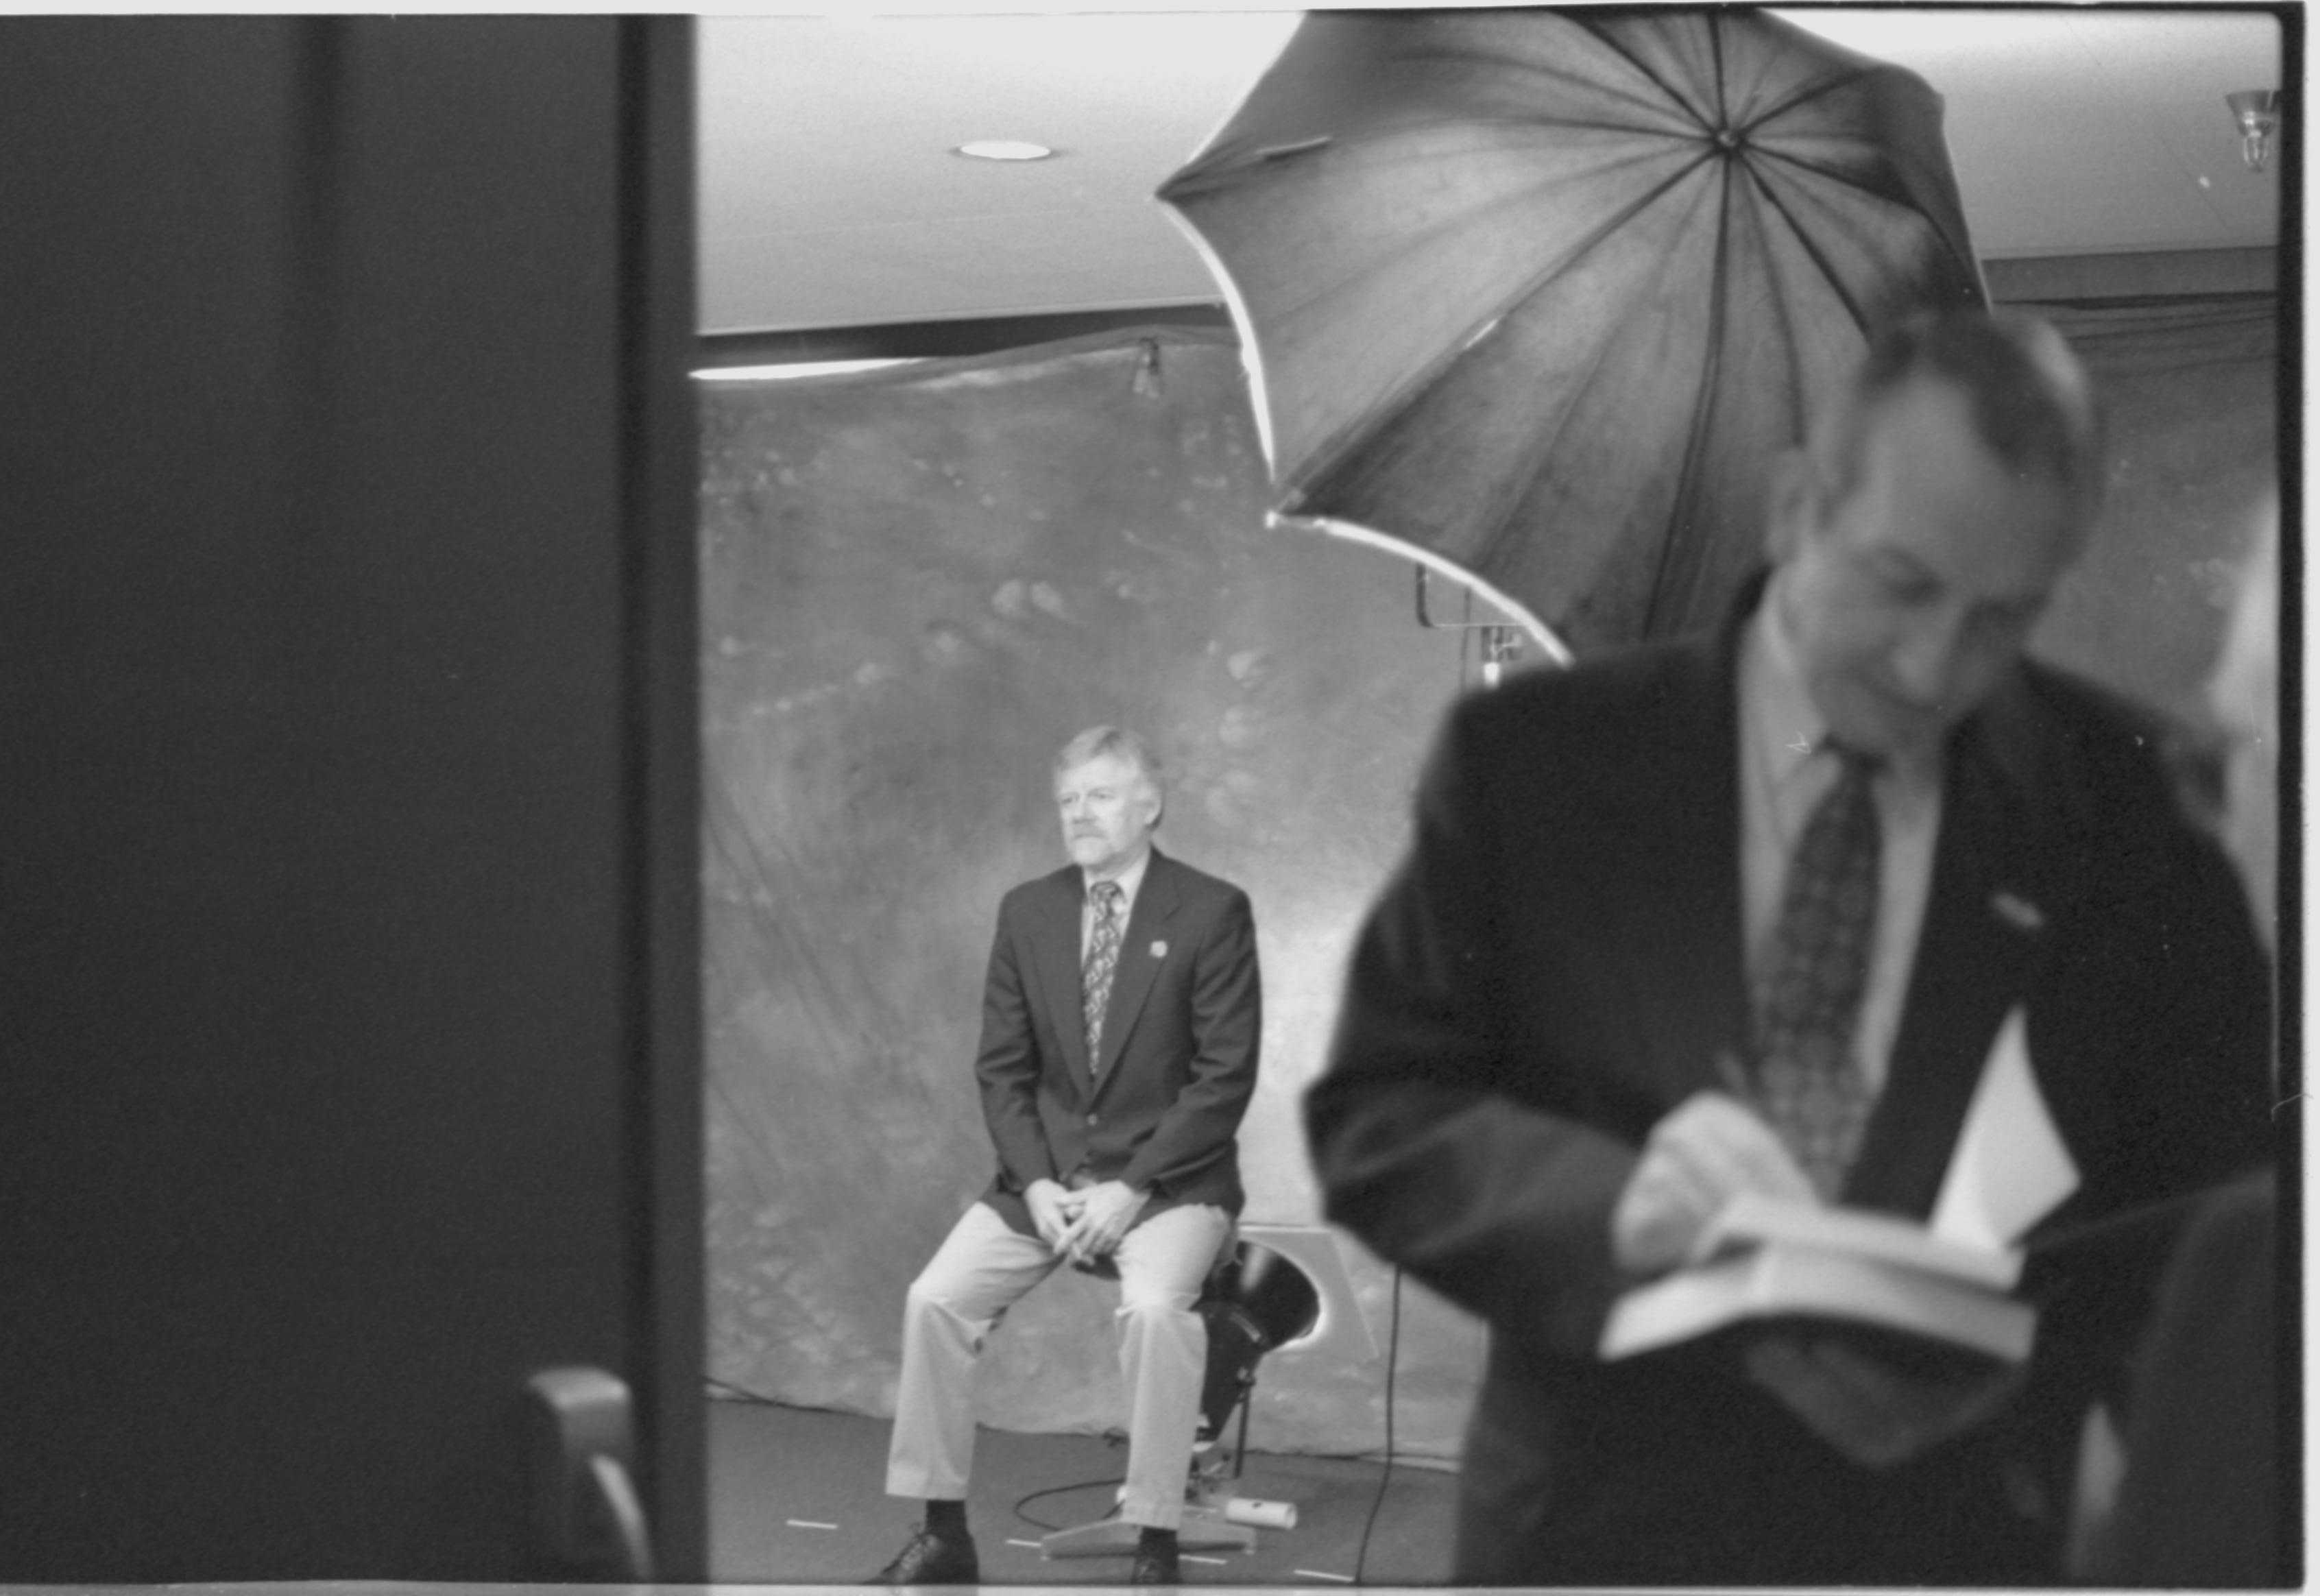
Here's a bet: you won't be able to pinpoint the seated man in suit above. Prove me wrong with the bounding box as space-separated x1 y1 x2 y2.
1306 309 2273 1584
872 726 1261 1588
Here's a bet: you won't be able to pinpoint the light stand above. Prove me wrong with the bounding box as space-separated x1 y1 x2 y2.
1415 564 1527 687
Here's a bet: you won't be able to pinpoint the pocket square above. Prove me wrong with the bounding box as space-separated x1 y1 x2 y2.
1149 940 1168 959
1991 890 2045 932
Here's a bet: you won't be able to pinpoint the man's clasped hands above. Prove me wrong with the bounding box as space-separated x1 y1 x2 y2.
1024 1176 1150 1268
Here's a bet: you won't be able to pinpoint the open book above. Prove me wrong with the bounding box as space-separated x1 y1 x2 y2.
1599 1008 2075 1368
1696 1190 2025 1289
1598 1192 2038 1364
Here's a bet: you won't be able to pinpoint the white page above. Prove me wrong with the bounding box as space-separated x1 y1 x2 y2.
1929 1005 2080 1248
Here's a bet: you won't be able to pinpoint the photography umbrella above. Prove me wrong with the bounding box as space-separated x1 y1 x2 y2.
1159 8 1986 652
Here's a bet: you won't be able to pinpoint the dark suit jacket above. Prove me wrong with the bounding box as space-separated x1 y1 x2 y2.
976 848 1261 1237
1306 588 2273 1585
2079 1167 2286 1586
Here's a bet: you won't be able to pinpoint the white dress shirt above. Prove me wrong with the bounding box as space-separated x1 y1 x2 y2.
1736 593 1943 1092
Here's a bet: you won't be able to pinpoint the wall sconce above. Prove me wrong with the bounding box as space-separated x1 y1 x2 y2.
2225 89 2282 173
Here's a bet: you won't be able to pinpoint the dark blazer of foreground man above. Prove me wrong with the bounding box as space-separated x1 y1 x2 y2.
1307 311 2273 1585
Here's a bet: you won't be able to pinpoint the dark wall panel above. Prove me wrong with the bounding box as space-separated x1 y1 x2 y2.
0 18 699 1579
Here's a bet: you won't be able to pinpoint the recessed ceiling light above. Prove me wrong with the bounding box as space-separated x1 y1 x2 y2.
954 140 1056 162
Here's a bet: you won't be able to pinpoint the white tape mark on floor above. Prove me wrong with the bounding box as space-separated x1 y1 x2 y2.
1294 1569 1355 1583
784 1520 838 1530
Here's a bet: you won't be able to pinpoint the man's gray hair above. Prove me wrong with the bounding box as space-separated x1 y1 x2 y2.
1056 725 1165 814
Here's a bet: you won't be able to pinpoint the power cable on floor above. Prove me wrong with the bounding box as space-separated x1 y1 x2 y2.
1351 1265 1405 1584
1013 1475 1129 1534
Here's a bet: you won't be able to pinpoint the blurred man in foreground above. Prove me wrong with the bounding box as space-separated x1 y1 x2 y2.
1307 310 2273 1584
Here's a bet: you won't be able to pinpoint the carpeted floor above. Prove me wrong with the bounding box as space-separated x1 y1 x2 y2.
709 1397 1459 1586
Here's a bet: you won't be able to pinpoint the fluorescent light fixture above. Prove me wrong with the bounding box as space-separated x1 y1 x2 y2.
692 359 921 382
954 139 1056 162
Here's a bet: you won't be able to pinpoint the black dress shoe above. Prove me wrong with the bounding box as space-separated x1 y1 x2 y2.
868 1525 980 1585
1128 1538 1181 1586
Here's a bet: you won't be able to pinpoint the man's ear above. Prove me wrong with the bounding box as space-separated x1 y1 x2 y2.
1763 448 1819 564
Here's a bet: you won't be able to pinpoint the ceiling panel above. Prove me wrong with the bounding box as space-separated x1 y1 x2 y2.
697 8 2286 337
699 10 1300 330
1792 9 2282 256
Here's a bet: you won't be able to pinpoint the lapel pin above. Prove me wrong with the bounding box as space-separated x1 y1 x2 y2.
1992 891 2045 932
1150 940 1168 959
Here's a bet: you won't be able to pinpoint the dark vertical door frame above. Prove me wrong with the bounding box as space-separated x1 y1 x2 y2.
620 15 708 1580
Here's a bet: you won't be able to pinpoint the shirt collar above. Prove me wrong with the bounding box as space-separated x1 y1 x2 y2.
1743 581 1826 790
1084 846 1150 910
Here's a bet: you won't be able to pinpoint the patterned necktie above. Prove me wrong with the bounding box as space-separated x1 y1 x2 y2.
1750 742 1882 1200
1083 880 1125 1070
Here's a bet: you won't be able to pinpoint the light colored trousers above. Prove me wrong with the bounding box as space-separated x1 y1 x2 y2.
886 1199 1233 1529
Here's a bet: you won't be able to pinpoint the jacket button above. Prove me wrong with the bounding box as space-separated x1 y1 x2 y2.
1087 1114 1100 1126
